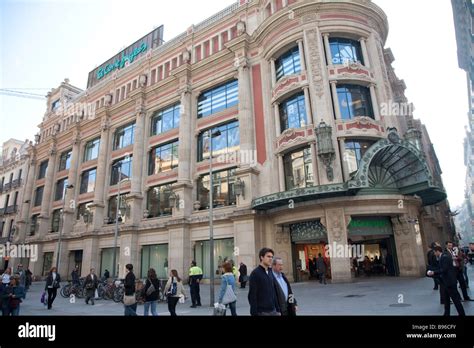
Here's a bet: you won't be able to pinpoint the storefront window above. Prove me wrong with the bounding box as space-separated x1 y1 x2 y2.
194 238 234 279
197 168 236 209
141 244 169 279
100 248 120 278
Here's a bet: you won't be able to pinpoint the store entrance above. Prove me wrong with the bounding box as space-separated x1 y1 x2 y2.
293 242 330 282
351 236 399 277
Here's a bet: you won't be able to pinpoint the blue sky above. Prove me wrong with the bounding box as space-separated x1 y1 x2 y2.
0 0 468 207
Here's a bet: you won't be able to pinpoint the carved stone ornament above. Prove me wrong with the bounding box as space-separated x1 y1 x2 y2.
183 49 191 63
237 21 246 36
104 93 113 106
139 74 147 87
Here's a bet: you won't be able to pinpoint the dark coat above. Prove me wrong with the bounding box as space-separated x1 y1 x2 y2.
83 274 99 290
144 278 160 302
273 272 297 316
124 272 136 296
430 251 458 288
238 264 248 283
427 249 437 266
44 273 61 290
316 257 326 273
248 265 280 316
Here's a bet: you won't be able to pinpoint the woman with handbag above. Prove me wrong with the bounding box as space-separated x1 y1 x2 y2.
218 262 237 316
143 268 160 316
6 276 25 316
83 268 98 305
123 264 137 316
44 267 61 310
163 270 186 316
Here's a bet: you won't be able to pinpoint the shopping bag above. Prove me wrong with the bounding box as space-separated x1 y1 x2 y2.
40 291 46 304
213 303 226 316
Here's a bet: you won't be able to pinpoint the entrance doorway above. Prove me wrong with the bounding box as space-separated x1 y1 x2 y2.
351 236 399 277
67 250 83 279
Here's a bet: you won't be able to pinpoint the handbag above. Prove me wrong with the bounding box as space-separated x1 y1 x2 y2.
40 291 46 304
9 297 21 309
213 304 226 316
123 294 136 306
146 282 156 296
221 276 237 305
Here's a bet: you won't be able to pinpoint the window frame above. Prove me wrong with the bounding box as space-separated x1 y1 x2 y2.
113 123 135 150
34 186 44 207
110 156 133 185
279 93 307 132
38 160 48 179
197 80 238 118
146 183 175 218
336 84 374 120
79 168 97 194
197 168 237 209
275 46 301 81
83 138 100 162
283 147 314 190
150 103 181 136
329 37 364 66
54 178 69 201
197 121 240 162
58 150 72 171
148 141 179 176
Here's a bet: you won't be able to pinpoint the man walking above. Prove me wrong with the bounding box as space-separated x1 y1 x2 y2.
446 241 472 301
427 246 465 316
248 247 280 316
427 242 440 290
272 257 297 316
238 262 248 289
71 265 80 287
188 261 203 308
83 268 98 305
316 253 327 284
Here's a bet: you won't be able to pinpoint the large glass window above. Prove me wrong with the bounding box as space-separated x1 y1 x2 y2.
100 248 120 278
148 141 179 175
34 186 44 207
283 147 314 190
58 150 72 171
329 37 364 65
80 168 96 194
337 84 374 120
108 194 129 223
42 252 54 276
197 168 236 209
151 103 181 136
146 184 174 218
51 209 62 232
195 238 234 279
197 121 240 161
113 123 135 150
84 138 100 162
110 156 132 185
141 244 169 279
38 160 48 179
29 214 39 236
54 178 68 201
344 140 375 174
279 93 307 132
76 202 93 221
275 46 301 81
197 80 238 118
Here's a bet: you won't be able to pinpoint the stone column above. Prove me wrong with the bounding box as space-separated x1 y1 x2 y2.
90 116 111 231
38 141 58 237
369 83 380 120
237 57 256 162
273 104 281 137
330 81 342 120
359 38 370 68
63 125 81 235
297 39 306 71
81 237 100 276
168 226 191 282
303 86 314 125
17 151 36 240
323 33 332 66
339 139 349 181
278 154 285 191
325 208 351 282
270 59 276 87
118 232 139 278
128 107 146 226
310 142 320 186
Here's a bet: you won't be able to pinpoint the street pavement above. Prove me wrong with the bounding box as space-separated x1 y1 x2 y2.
17 265 474 316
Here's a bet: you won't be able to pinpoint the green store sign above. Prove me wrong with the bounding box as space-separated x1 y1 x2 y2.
97 42 148 80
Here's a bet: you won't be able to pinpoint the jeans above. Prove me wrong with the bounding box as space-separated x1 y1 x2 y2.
124 303 137 316
224 301 237 316
144 300 158 316
47 288 57 309
10 306 20 316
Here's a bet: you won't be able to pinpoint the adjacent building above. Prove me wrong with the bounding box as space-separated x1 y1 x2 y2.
18 0 454 282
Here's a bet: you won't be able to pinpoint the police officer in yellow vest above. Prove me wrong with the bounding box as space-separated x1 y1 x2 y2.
189 261 203 308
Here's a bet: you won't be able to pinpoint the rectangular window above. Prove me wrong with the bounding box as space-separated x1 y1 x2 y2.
58 150 72 171
30 214 39 236
148 141 179 175
38 160 48 179
54 178 68 201
107 194 129 223
51 209 62 232
84 138 100 162
100 248 120 278
113 123 135 150
279 93 307 132
110 156 132 185
51 99 60 112
283 147 313 190
337 84 374 120
275 46 301 81
197 168 236 209
195 238 234 279
80 168 97 194
197 80 238 118
146 184 174 218
344 140 375 174
197 121 240 161
141 244 169 279
150 103 181 136
76 202 93 221
34 186 44 207
329 37 364 66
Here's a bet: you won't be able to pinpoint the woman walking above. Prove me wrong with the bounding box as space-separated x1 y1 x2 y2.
44 267 61 310
83 268 99 305
218 261 237 316
163 269 186 316
143 268 160 316
6 276 26 316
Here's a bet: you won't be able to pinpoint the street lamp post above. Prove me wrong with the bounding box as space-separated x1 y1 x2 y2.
112 165 129 279
208 129 221 306
56 184 74 271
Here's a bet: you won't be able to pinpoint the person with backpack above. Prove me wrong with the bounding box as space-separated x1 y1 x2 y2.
163 269 186 316
218 261 237 316
143 268 160 316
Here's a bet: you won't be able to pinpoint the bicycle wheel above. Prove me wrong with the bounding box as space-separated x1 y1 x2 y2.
60 284 70 298
97 284 105 299
113 287 124 303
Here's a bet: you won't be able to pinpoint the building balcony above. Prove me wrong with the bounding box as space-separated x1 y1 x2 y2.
11 178 23 188
0 208 4 216
5 205 18 214
2 182 11 192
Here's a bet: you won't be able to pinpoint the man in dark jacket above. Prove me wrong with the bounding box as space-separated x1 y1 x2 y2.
124 264 137 316
248 247 280 316
83 268 99 305
238 262 248 289
316 253 327 284
272 257 297 316
71 266 80 286
427 246 465 316
427 242 439 290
